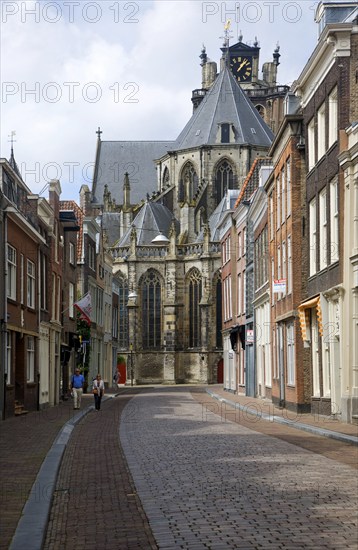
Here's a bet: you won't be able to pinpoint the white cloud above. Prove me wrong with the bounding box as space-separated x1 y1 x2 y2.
1 0 318 199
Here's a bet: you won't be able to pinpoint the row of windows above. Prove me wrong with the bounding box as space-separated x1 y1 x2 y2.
115 269 220 350
165 159 235 208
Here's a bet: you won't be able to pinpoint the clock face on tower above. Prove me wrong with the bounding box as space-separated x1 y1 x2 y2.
230 56 253 82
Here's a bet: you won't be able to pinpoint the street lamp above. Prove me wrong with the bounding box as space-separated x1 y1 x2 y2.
130 342 134 386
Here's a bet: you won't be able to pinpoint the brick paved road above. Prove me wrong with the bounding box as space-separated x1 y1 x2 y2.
120 388 358 550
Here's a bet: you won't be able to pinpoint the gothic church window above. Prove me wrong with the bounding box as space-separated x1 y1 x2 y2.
179 162 198 203
162 167 170 188
188 269 202 348
215 160 234 205
141 270 162 349
118 277 129 349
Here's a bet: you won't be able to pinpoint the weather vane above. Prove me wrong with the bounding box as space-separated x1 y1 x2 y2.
220 19 232 48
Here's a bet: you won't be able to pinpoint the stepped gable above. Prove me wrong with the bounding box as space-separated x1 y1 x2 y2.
92 140 174 207
174 67 274 151
116 199 179 247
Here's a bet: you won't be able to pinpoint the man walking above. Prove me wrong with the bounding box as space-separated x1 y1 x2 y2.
70 368 85 410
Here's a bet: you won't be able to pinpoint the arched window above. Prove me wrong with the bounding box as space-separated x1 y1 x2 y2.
118 277 129 349
195 207 206 234
188 269 202 348
215 160 234 205
141 270 162 349
180 162 198 203
162 167 170 188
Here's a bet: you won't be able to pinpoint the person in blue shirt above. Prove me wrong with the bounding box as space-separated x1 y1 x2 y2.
70 368 85 410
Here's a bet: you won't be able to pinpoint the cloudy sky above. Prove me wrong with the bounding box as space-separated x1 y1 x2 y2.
1 0 320 199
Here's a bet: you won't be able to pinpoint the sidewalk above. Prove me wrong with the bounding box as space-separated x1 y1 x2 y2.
205 385 358 445
0 390 117 550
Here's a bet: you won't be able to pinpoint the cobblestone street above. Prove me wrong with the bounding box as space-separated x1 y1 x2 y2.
42 387 357 549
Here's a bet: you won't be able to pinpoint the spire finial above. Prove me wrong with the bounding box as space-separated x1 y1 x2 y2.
238 30 243 42
96 127 102 140
8 130 16 155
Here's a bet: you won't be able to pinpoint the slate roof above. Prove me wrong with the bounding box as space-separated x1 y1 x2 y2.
116 200 180 247
92 141 174 206
174 67 274 151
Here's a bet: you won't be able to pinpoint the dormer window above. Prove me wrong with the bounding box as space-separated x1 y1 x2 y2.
221 123 230 143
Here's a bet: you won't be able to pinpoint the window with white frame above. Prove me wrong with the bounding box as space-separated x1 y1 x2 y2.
237 273 242 315
69 282 74 318
238 232 242 258
286 158 291 217
20 254 24 304
112 305 118 339
56 276 61 321
54 220 59 263
328 87 338 148
287 235 292 295
223 276 232 321
96 287 104 326
330 178 339 263
52 273 56 320
243 270 246 314
286 322 295 385
308 117 315 170
282 241 286 296
242 228 246 256
319 188 328 270
40 252 47 311
7 244 17 300
27 259 35 309
269 194 274 240
317 102 326 160
309 198 317 276
277 245 281 280
69 242 75 265
27 336 35 382
226 235 231 262
6 331 11 385
281 169 285 221
88 243 95 270
276 177 281 228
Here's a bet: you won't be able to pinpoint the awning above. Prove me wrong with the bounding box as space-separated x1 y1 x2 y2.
229 326 240 351
297 296 323 341
229 325 246 350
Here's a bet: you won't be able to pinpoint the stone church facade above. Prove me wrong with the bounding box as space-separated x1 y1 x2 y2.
85 37 283 384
